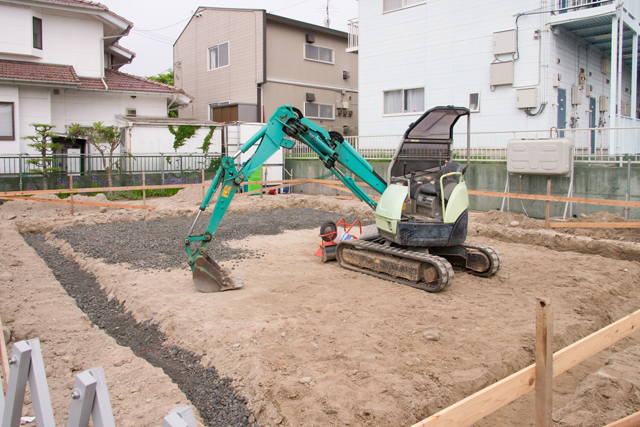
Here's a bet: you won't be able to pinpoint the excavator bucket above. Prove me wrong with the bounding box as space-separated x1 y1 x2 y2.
192 255 243 293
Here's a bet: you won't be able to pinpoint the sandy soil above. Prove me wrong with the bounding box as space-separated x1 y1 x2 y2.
2 192 640 427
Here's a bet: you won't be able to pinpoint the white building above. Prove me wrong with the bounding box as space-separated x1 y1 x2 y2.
353 0 639 154
0 0 194 156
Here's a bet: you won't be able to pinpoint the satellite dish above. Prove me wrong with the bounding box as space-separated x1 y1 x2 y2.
324 16 331 27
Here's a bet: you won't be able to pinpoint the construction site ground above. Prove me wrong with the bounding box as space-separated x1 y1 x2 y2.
1 188 640 427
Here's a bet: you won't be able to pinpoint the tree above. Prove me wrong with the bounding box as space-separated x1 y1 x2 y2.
147 69 173 85
67 122 125 188
23 123 62 190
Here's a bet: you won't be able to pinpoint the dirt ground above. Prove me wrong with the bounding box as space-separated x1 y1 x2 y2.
2 189 640 427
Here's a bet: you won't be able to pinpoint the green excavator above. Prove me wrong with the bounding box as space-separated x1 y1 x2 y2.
185 105 501 293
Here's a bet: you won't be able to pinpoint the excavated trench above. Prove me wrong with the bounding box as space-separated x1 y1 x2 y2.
24 208 364 427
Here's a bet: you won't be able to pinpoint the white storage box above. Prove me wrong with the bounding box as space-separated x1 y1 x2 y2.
507 138 574 176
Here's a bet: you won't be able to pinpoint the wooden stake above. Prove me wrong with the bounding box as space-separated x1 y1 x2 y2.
0 315 10 392
308 165 312 196
142 171 146 209
545 180 551 229
536 297 553 427
202 169 205 199
69 175 74 215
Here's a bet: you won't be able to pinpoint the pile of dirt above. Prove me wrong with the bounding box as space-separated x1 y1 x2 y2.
553 344 640 426
555 212 640 243
473 210 542 229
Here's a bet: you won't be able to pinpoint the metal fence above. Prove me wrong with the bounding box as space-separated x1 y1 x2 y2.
0 152 220 177
286 127 640 163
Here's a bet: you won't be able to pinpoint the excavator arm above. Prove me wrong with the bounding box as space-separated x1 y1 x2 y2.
185 105 388 292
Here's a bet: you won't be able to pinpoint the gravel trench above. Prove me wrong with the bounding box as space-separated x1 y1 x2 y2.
25 208 365 427
52 208 364 270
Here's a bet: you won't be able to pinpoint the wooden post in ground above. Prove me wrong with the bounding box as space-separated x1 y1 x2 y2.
0 315 9 392
308 165 312 196
142 171 146 209
536 297 553 427
545 180 551 229
202 169 205 199
69 175 74 215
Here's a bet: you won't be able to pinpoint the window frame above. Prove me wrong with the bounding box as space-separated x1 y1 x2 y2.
468 92 481 113
303 43 335 65
33 16 42 50
207 41 230 71
383 0 426 14
383 87 425 116
304 102 335 120
0 102 15 141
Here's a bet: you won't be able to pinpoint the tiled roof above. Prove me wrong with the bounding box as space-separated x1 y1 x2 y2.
0 60 79 83
102 69 193 99
32 0 133 28
0 60 192 99
77 77 106 89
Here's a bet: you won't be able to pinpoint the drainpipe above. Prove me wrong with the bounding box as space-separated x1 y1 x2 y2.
100 36 121 90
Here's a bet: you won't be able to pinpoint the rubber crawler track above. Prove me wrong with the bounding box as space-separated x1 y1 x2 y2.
461 244 502 277
335 239 455 293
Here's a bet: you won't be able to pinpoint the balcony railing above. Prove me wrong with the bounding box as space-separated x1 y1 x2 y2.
347 18 358 52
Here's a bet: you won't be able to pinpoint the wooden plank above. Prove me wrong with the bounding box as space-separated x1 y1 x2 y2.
411 307 640 427
409 365 536 427
602 411 640 427
0 183 205 197
545 181 551 229
0 315 9 392
468 190 640 209
552 308 640 378
2 196 155 210
549 222 640 228
142 171 146 209
236 180 307 198
202 169 205 199
535 297 553 427
69 175 74 215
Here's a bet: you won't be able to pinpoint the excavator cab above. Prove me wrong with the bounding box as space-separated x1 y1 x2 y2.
375 106 471 247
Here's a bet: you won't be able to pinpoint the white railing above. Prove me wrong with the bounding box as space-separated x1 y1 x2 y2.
347 18 358 52
556 0 616 11
285 127 640 163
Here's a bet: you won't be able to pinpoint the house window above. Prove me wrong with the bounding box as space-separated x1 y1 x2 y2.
304 102 334 120
304 44 334 64
208 42 229 70
383 0 425 13
33 17 42 50
469 92 480 113
383 88 424 115
0 102 15 140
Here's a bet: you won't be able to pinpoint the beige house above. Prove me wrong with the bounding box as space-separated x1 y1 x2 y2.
173 8 358 135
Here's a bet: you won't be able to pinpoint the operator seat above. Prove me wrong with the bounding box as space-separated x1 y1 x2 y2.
412 162 462 201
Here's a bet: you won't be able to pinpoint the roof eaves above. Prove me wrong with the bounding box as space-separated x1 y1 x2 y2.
266 13 347 39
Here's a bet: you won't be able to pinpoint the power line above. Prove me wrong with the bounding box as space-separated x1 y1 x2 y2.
132 29 174 43
270 0 315 14
135 16 191 32
131 30 174 45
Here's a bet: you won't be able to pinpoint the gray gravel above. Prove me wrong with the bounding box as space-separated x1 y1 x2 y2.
53 208 365 270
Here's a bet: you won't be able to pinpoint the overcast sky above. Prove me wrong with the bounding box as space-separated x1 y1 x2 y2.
103 0 359 78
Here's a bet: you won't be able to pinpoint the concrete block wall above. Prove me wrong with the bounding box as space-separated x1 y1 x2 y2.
286 159 640 220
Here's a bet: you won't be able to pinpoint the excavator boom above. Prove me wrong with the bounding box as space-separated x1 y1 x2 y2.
185 105 388 292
